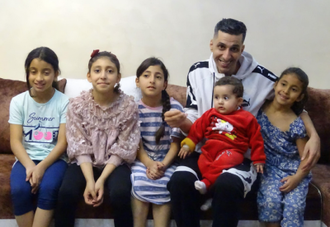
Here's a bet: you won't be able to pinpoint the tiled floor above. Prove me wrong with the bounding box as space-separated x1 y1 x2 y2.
0 219 326 227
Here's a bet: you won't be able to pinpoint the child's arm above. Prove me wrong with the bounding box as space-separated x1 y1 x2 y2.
136 140 164 180
10 124 36 182
94 163 116 207
30 123 67 193
80 162 96 206
161 137 180 169
178 138 196 159
280 137 310 192
247 116 266 173
300 112 320 170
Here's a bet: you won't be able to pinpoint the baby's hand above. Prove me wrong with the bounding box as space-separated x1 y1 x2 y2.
255 163 264 174
178 144 191 159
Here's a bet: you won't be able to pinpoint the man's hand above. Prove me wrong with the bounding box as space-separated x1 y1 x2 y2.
164 110 187 128
301 136 320 170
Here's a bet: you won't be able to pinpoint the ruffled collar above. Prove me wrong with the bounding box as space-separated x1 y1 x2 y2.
85 88 124 110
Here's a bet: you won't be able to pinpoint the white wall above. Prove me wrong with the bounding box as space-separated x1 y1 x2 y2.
0 0 329 89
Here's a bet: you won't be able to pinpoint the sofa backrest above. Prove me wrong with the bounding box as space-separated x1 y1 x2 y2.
1 77 329 164
305 87 330 164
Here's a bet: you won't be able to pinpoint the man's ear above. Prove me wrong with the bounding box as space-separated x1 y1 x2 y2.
210 39 214 52
237 97 243 107
241 44 245 54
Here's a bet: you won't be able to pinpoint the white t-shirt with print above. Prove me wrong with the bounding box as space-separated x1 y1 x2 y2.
9 89 69 160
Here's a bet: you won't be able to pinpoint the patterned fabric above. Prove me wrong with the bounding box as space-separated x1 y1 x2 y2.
257 110 312 226
131 98 184 204
66 89 140 167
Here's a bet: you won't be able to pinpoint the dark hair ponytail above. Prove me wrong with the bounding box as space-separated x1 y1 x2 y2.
155 89 171 144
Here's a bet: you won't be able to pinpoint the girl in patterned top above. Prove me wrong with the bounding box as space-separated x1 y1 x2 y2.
55 50 140 227
130 57 184 227
257 67 314 227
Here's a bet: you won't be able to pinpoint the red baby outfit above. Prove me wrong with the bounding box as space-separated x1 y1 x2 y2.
185 108 265 188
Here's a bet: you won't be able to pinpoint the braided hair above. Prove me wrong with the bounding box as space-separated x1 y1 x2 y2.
136 57 171 144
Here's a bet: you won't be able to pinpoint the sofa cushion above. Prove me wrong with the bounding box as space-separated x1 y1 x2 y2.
0 78 66 154
64 76 143 101
305 87 330 164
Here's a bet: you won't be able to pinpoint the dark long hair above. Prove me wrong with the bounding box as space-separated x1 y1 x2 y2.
278 67 309 115
136 57 171 144
25 47 60 94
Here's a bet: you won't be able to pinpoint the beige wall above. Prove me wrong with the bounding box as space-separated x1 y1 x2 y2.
0 0 329 89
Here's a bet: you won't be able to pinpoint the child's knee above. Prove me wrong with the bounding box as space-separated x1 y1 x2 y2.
11 182 31 199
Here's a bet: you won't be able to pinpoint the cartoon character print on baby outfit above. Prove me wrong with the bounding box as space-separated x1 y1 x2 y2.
211 117 237 140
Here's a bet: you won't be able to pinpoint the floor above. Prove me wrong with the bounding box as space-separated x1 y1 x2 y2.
0 219 327 227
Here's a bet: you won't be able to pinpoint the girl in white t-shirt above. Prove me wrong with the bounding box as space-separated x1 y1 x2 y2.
9 47 68 227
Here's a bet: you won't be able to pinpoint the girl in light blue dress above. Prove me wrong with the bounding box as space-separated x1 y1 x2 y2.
257 67 313 227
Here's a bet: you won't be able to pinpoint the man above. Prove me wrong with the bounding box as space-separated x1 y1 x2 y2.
165 18 320 227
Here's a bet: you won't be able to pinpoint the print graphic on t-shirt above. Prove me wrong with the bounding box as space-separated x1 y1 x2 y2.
23 112 58 144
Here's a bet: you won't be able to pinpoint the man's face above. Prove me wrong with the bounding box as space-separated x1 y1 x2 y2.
210 31 245 76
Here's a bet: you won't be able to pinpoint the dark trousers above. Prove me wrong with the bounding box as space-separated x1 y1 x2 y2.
167 152 253 227
55 163 133 227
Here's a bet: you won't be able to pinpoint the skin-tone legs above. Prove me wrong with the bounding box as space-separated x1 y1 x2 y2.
15 208 53 227
132 197 171 227
152 203 171 227
132 197 149 227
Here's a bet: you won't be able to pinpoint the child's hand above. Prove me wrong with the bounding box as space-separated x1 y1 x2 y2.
84 181 96 206
255 163 264 174
147 161 164 180
178 144 191 159
25 164 38 193
30 165 46 194
93 179 104 207
279 175 301 193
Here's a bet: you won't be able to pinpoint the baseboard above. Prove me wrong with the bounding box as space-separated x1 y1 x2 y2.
0 219 327 227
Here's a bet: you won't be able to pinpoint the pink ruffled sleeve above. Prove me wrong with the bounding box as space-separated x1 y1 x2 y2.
66 98 94 164
105 97 140 166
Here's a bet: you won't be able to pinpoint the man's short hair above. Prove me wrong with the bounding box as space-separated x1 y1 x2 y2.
214 18 247 43
215 76 244 98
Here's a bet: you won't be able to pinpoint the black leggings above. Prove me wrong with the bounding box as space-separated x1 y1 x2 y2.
167 152 251 227
55 163 133 227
